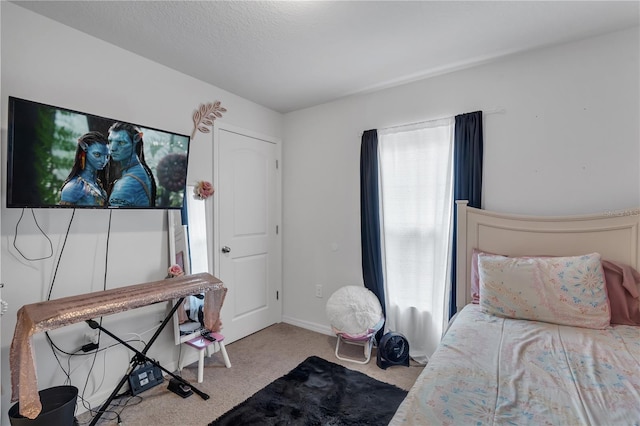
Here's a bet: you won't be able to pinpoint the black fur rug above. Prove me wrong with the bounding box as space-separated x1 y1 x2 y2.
209 356 408 426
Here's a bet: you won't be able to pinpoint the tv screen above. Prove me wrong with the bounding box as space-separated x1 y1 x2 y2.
6 96 191 209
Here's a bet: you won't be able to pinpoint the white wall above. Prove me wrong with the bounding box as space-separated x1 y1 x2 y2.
281 26 640 334
2 2 639 422
0 3 283 423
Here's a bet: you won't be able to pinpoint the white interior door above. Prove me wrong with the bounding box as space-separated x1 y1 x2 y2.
215 126 281 343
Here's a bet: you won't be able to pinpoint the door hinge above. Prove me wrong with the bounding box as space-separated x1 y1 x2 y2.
276 291 279 300
276 159 279 169
276 225 279 235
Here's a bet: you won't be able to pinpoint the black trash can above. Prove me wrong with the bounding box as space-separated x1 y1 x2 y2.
8 385 78 426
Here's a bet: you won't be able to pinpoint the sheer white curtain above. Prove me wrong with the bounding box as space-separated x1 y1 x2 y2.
378 118 454 364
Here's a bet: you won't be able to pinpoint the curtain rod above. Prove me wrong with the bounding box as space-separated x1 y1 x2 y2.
377 107 506 132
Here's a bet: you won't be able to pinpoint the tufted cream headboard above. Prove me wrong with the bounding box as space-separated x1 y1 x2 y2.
455 200 640 313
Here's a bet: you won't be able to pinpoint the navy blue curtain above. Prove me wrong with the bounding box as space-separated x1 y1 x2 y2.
360 129 386 341
449 111 483 319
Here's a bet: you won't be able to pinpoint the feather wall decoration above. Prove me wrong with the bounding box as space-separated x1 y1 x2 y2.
191 101 227 139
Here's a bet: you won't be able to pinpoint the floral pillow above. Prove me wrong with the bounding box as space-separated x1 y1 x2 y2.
478 252 611 329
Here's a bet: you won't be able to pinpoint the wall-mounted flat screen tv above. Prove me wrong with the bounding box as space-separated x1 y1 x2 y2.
6 96 191 209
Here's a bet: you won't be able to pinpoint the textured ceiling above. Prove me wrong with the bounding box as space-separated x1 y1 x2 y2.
11 1 640 113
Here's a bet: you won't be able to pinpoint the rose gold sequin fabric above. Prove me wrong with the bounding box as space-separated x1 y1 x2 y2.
10 273 226 419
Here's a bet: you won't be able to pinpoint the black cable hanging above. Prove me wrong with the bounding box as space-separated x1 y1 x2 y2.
13 208 54 261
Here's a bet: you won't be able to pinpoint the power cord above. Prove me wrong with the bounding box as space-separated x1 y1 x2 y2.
78 387 141 425
45 209 77 378
12 208 54 261
47 209 76 300
15 207 136 425
32 209 119 424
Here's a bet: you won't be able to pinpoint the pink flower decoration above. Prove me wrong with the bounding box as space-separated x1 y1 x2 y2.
194 180 214 200
167 264 184 278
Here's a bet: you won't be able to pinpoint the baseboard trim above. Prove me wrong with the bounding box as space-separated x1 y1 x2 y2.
281 315 333 336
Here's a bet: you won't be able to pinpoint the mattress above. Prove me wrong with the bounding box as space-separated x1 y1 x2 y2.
389 304 640 425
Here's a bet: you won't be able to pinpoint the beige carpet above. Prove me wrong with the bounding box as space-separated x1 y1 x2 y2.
76 323 424 425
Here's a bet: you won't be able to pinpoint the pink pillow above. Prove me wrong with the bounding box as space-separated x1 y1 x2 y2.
602 260 640 326
470 249 495 303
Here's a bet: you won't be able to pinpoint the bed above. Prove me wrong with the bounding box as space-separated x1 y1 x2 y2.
389 201 640 425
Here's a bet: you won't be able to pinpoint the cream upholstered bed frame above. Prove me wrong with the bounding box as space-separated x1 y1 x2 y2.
455 200 640 313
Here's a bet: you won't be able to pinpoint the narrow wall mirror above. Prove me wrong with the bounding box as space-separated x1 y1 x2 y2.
169 184 210 344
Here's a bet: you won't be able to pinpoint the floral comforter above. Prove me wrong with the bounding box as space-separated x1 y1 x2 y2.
390 304 640 425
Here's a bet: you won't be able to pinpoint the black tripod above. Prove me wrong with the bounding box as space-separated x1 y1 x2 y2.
87 297 209 426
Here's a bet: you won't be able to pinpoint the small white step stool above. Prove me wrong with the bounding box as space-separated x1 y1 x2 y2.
179 332 231 383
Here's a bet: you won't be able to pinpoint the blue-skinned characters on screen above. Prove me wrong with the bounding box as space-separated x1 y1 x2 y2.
59 131 110 206
107 122 157 207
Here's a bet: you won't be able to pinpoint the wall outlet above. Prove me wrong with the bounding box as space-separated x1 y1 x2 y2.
85 330 99 344
315 284 323 298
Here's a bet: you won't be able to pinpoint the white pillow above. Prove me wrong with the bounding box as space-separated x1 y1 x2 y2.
478 252 610 329
326 286 383 336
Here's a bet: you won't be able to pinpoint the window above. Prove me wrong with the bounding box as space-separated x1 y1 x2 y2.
378 118 454 363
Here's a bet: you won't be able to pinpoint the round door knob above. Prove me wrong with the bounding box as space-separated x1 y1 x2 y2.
221 246 231 253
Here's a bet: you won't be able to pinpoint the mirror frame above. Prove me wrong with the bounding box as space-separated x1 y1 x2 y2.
169 185 211 344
